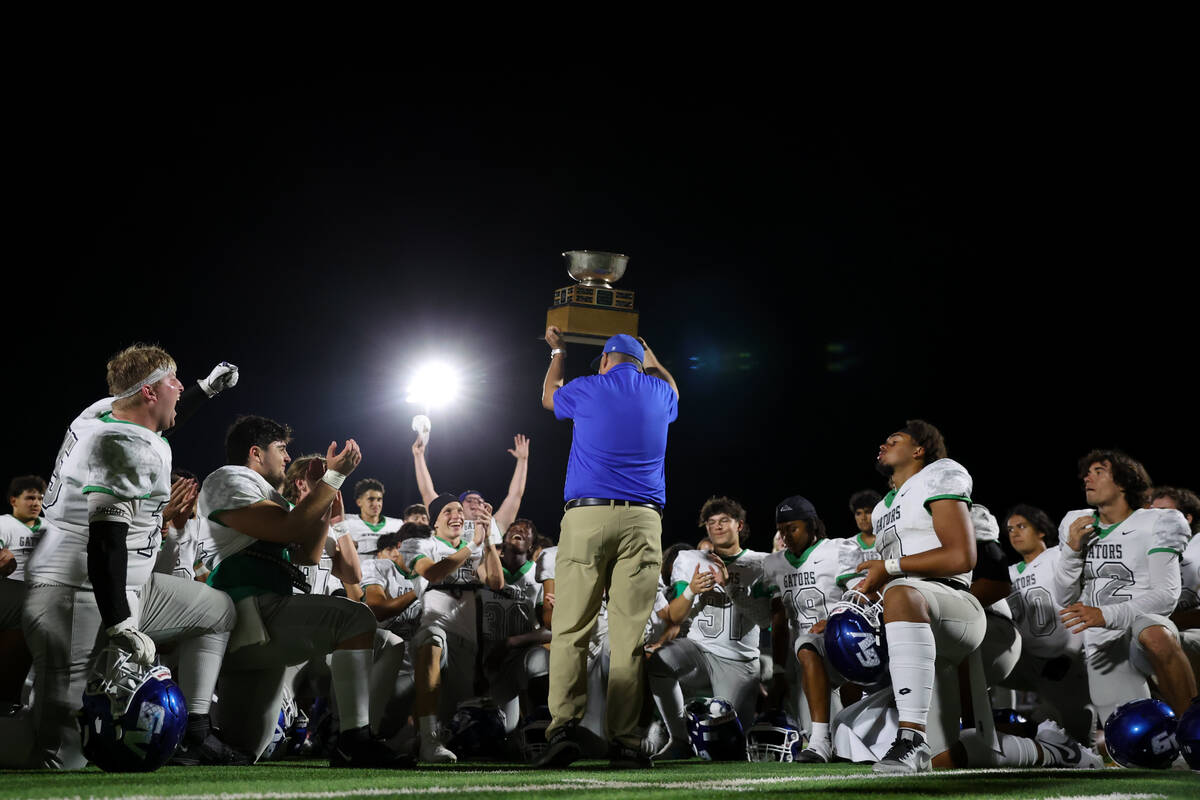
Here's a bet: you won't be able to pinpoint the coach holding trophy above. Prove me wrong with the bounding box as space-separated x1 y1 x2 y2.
536 327 679 768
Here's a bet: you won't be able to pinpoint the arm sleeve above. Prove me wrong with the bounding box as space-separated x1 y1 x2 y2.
1103 550 1183 631
162 383 207 438
86 492 138 628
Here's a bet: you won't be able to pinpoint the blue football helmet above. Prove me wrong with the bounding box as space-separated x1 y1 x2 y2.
261 689 301 761
824 590 888 685
1175 698 1199 771
685 697 745 761
511 705 552 762
78 645 188 772
1103 698 1178 769
447 697 507 760
745 710 802 762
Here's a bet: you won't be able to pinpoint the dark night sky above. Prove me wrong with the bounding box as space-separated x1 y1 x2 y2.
8 69 1196 553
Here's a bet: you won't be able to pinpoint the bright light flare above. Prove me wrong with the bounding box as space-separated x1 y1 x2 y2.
405 362 460 408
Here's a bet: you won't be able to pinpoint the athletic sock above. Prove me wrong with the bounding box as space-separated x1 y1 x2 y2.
647 673 689 746
418 714 439 743
184 712 212 745
177 631 229 715
808 721 831 754
330 648 372 731
999 733 1040 766
884 621 936 728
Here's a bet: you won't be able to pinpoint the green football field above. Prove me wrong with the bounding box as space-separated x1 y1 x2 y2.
1 761 1196 800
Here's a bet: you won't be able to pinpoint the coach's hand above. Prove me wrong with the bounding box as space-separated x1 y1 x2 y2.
545 326 565 350
326 439 362 476
107 618 157 666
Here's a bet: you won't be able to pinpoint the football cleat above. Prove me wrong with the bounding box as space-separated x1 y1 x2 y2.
331 725 416 768
1104 698 1179 769
77 645 188 772
872 728 931 774
684 697 746 761
1034 719 1102 769
745 711 802 762
824 590 889 685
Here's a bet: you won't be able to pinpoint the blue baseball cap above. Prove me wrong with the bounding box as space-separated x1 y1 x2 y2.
590 334 645 372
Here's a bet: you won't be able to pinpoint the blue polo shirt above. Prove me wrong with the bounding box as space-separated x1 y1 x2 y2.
553 362 678 505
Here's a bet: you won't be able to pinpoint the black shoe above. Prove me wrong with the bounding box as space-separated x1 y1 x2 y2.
610 740 652 769
170 732 253 766
531 722 581 769
330 726 416 769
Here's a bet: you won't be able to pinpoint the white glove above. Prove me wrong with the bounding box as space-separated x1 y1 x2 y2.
199 362 239 398
412 414 431 446
106 617 156 666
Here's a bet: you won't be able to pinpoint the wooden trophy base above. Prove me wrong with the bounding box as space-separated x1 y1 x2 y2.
546 304 639 346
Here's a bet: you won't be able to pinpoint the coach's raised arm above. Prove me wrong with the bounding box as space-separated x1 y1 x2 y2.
536 328 678 769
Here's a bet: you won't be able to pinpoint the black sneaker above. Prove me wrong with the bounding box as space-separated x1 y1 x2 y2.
872 728 930 774
331 726 416 769
531 721 581 769
170 732 253 766
610 740 653 769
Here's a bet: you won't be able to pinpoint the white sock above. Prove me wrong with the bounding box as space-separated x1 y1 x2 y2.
177 632 229 715
648 674 689 745
809 722 831 752
999 733 1040 766
330 648 372 731
884 621 936 728
419 714 439 741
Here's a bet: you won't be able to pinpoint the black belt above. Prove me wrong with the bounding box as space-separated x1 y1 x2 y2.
564 497 663 516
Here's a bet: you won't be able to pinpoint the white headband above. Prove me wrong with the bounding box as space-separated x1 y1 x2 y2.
112 364 173 400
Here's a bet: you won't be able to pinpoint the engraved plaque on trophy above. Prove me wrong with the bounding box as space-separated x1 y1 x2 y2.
546 250 639 346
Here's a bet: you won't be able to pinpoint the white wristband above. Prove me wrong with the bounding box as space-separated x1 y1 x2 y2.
682 586 695 602
321 469 347 490
884 558 903 577
550 348 565 358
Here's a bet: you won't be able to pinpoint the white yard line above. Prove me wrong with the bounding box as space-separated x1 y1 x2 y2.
27 767 1140 800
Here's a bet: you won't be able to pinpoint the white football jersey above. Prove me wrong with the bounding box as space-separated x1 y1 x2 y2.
1179 535 1200 611
535 545 556 583
341 513 403 555
1007 547 1081 659
0 514 48 582
836 533 880 589
481 560 543 649
401 534 482 639
32 399 171 589
295 529 343 596
1057 507 1189 649
762 538 853 642
199 466 289 563
871 458 974 587
671 548 767 662
153 517 202 581
360 556 423 640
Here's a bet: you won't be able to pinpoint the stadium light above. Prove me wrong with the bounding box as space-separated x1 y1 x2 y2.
405 361 460 409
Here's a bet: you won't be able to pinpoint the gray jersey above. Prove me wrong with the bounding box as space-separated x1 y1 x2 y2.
341 513 402 555
836 533 880 588
360 556 422 640
32 398 171 589
871 458 973 587
480 560 543 650
1007 547 1081 659
0 514 48 582
672 548 767 662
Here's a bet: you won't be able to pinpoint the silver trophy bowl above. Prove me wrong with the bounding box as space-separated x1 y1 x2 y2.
563 250 629 289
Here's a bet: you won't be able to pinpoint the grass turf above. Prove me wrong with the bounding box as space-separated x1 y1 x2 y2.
1 760 1196 800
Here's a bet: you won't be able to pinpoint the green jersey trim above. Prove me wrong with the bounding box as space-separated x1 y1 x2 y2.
856 533 874 550
100 412 154 432
82 485 152 500
673 579 689 598
835 571 862 587
435 536 466 551
363 517 388 533
1147 548 1181 557
407 553 428 572
883 490 898 509
1016 561 1028 574
719 549 746 563
502 560 535 583
1093 513 1123 540
784 541 821 569
923 494 971 512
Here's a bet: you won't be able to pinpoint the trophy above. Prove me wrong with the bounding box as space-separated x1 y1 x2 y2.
546 250 639 345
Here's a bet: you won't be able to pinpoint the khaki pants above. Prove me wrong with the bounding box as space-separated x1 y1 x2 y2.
547 503 662 747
